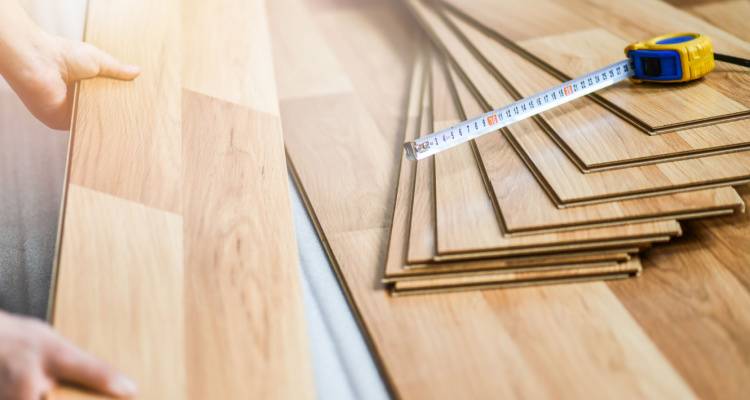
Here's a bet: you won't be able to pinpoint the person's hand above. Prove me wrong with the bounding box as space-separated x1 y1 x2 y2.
0 0 140 130
0 310 137 399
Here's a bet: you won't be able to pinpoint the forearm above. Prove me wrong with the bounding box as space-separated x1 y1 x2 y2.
0 0 43 79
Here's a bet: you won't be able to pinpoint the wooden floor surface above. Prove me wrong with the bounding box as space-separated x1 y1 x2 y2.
272 0 750 398
679 0 750 43
51 0 313 398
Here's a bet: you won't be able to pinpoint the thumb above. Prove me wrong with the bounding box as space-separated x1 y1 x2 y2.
44 334 137 398
66 42 141 82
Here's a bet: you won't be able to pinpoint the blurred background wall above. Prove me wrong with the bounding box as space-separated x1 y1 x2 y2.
0 0 85 318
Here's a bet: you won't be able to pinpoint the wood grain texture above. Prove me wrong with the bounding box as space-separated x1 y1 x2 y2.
684 0 750 42
181 91 313 399
182 0 279 115
68 0 181 214
441 0 750 132
54 185 185 400
275 1 721 397
52 0 313 397
411 0 750 206
607 185 750 399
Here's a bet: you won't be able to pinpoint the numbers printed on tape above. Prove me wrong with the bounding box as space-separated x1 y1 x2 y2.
404 59 634 160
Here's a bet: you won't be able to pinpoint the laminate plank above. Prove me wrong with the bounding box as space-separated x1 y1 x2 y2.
68 0 181 214
184 1 313 396
444 13 750 170
182 0 279 115
181 90 313 399
441 0 750 132
406 55 436 264
53 0 313 397
685 0 750 42
394 257 640 292
413 1 750 206
393 273 634 296
312 3 419 139
385 251 632 281
53 185 186 400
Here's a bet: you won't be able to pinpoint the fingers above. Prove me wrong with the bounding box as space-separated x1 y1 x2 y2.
65 41 140 82
44 334 137 398
88 45 141 81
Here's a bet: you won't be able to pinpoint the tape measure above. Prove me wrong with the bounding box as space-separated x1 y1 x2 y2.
404 32 749 161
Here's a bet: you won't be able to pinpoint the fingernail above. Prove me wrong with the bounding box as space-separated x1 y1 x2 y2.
125 65 141 76
109 375 138 397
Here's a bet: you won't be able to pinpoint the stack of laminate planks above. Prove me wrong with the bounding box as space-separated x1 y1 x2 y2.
365 0 750 294
275 0 750 397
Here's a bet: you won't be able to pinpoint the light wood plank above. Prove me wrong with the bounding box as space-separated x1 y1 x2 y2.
68 0 181 214
687 0 750 42
182 90 313 399
53 185 185 400
394 257 640 292
183 0 278 115
407 55 436 263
